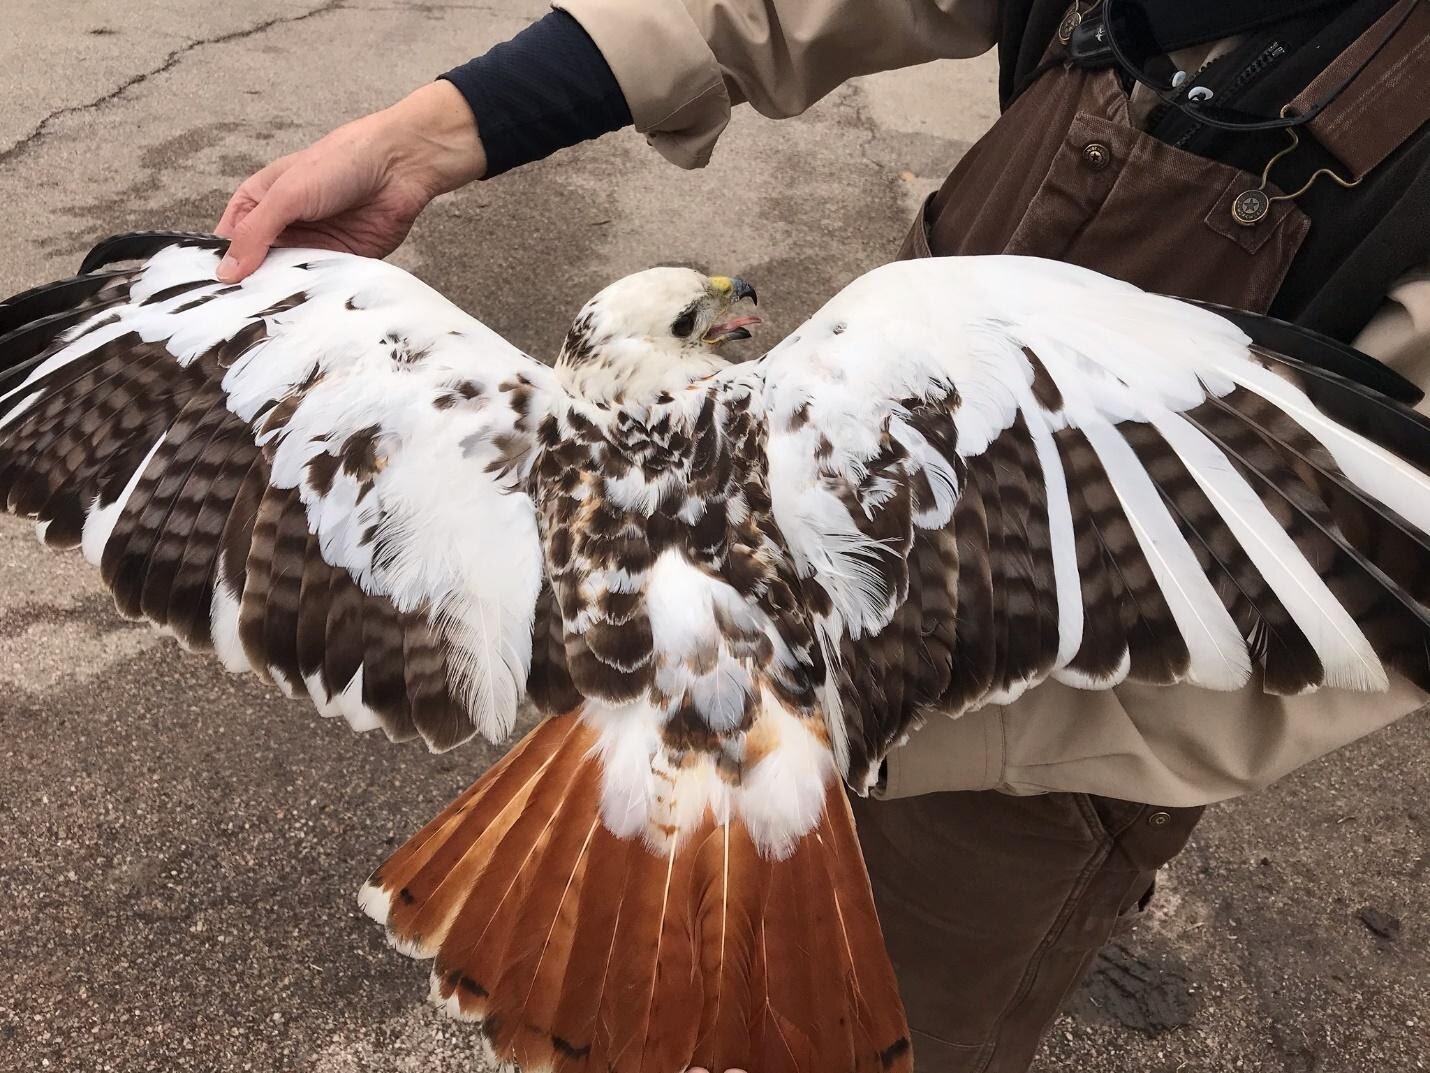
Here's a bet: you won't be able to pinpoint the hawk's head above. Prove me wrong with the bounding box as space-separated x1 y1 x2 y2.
556 267 761 404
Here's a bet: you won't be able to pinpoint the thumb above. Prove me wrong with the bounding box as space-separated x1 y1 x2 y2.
215 174 306 282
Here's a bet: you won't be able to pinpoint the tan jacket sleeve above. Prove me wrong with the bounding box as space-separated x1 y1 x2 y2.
552 0 999 168
879 270 1430 804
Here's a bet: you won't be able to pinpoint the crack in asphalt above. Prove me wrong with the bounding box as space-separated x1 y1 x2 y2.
0 0 347 168
829 82 890 174
346 2 518 11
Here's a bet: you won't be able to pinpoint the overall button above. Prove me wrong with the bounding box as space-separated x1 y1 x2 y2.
1231 188 1271 226
1147 810 1172 828
1081 142 1112 170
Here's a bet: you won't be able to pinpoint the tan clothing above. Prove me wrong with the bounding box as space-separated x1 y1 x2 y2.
557 0 1429 805
882 668 1427 805
555 0 998 168
1359 268 1430 403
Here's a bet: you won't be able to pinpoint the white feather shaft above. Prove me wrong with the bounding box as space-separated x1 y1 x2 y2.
1150 409 1387 690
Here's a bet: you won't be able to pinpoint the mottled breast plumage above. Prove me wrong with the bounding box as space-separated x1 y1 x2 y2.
531 381 824 769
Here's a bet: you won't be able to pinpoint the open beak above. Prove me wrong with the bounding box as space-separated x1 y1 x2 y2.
703 276 761 344
702 313 761 343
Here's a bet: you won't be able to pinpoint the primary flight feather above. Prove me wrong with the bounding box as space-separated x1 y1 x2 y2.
3 231 1427 1073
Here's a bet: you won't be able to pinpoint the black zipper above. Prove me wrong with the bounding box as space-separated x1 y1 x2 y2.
1167 35 1291 149
1218 40 1290 105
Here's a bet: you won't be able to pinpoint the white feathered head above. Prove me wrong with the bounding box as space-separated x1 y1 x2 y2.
556 267 760 403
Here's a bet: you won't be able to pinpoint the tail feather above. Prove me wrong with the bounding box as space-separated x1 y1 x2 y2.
691 821 762 1071
437 757 603 1031
594 829 701 1073
545 830 645 1071
487 813 601 1062
360 715 576 935
361 709 911 1073
820 788 913 1072
758 823 850 1073
389 718 591 960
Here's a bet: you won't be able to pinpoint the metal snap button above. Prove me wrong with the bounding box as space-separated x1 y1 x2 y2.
1231 188 1271 226
1147 810 1172 828
1081 142 1111 170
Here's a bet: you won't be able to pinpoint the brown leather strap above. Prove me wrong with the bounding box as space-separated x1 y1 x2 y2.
1291 0 1430 179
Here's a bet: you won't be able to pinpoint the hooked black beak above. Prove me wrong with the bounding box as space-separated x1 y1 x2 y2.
730 277 757 305
703 275 762 344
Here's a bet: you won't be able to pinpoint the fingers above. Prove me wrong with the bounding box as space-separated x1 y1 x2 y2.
214 156 302 282
210 102 450 280
216 170 308 283
213 190 253 241
216 155 294 237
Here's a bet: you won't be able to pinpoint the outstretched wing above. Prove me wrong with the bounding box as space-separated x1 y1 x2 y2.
0 232 564 751
752 256 1430 787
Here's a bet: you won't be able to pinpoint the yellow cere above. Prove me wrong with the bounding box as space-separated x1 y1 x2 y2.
708 275 734 295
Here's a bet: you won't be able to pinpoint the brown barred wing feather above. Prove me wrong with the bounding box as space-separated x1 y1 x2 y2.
753 256 1430 789
0 232 564 751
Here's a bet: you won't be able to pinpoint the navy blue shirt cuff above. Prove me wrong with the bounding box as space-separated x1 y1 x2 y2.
441 10 633 178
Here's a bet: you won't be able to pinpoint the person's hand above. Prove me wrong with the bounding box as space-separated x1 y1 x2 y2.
214 80 486 282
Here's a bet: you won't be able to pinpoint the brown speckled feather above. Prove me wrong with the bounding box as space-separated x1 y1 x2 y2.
361 592 416 743
401 612 463 749
0 233 552 752
1058 427 1189 683
322 563 366 710
136 393 242 626
295 532 336 684
1182 391 1430 691
1121 421 1322 694
260 480 314 692
237 482 291 684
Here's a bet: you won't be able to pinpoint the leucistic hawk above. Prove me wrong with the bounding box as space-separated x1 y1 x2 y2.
3 232 1427 1073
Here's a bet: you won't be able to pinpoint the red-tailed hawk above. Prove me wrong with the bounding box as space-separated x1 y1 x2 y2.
3 232 1426 1073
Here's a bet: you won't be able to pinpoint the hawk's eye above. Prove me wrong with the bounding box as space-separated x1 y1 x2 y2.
671 307 698 339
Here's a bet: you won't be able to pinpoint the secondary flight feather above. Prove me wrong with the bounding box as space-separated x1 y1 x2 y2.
3 231 1426 1073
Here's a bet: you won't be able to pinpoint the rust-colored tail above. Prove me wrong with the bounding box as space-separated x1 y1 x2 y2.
359 709 911 1073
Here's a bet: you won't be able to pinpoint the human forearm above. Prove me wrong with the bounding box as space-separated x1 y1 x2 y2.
382 79 490 193
213 0 1001 279
441 10 631 178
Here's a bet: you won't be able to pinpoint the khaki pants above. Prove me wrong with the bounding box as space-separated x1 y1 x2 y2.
852 791 1202 1072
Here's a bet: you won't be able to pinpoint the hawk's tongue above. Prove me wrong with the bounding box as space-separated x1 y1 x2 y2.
705 313 763 342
